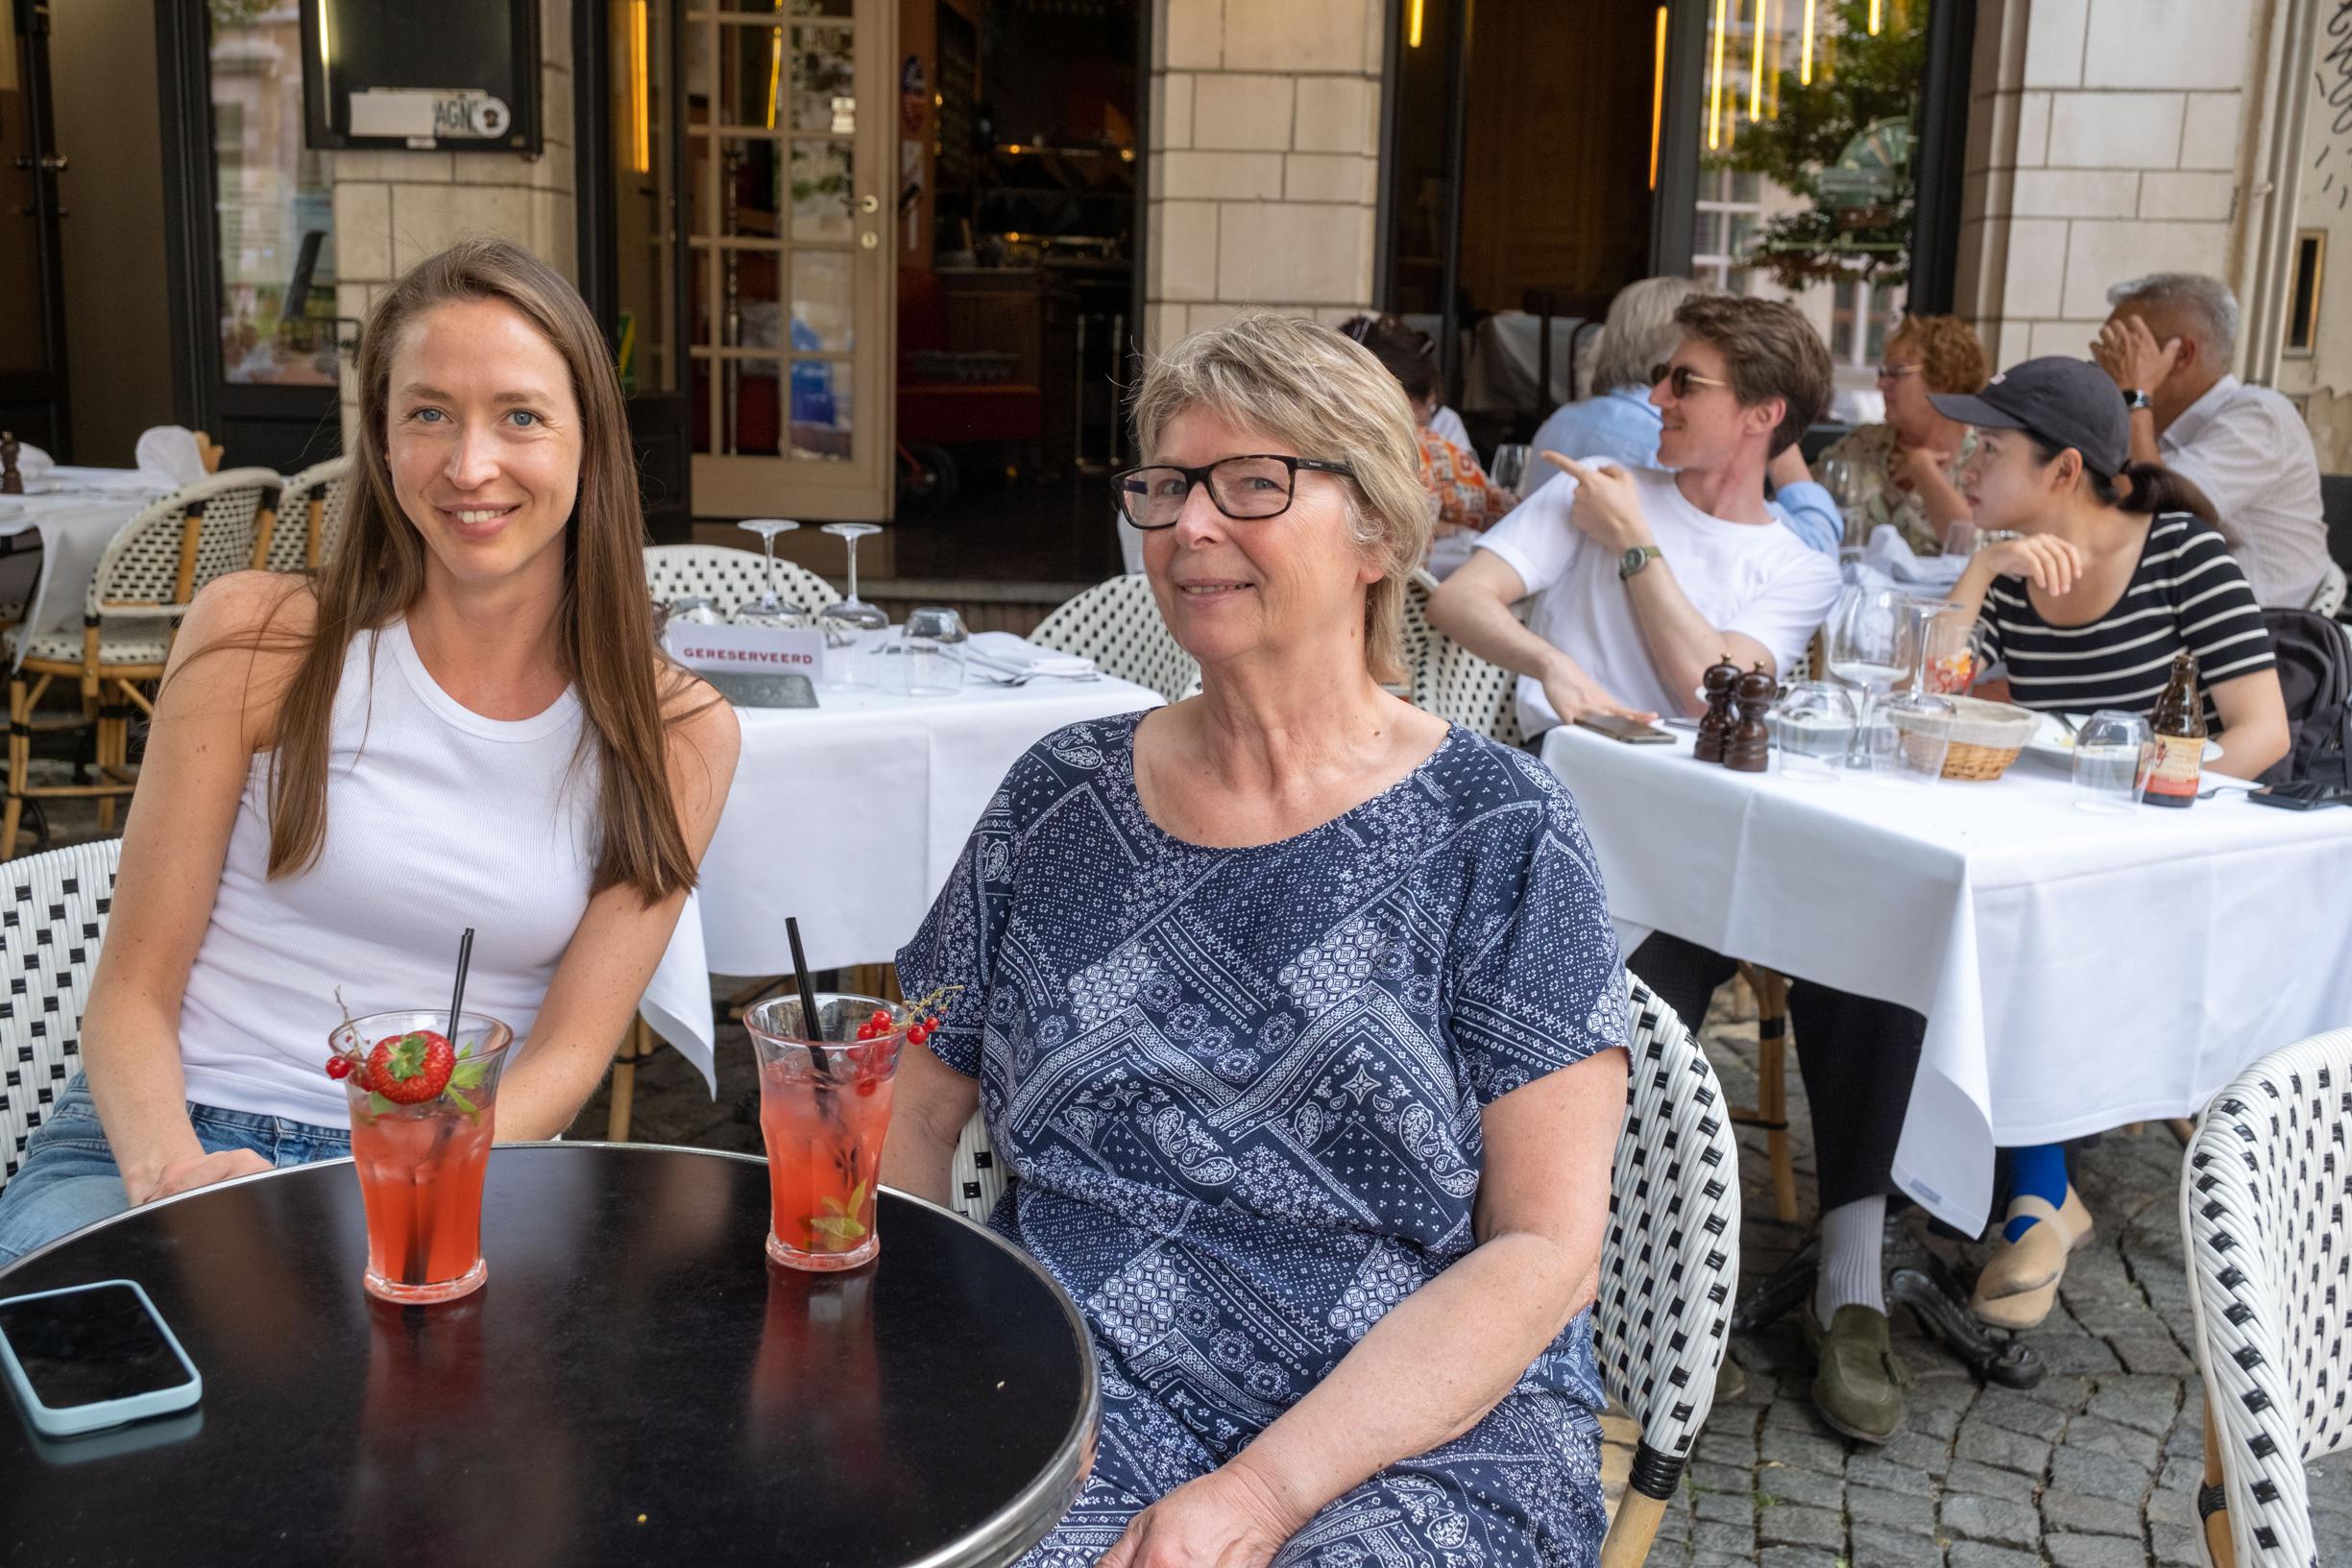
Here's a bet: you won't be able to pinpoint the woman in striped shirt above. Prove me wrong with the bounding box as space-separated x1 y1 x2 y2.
1938 357 2289 782
1929 357 2290 1333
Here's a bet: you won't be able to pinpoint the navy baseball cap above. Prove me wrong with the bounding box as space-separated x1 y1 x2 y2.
1928 356 2129 477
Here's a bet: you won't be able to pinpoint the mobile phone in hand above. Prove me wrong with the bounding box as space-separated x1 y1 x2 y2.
1573 713 1676 745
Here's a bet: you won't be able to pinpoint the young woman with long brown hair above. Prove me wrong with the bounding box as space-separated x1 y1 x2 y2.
0 238 739 1265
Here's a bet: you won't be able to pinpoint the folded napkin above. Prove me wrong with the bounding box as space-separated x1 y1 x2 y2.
1859 523 1967 589
966 630 1098 679
134 425 210 487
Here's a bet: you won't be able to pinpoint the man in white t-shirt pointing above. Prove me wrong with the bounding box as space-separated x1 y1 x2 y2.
1429 293 1842 736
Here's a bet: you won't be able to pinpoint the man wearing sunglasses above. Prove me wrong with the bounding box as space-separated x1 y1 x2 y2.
1430 294 1843 733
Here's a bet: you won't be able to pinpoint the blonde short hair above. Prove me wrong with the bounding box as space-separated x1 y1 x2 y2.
1128 313 1430 685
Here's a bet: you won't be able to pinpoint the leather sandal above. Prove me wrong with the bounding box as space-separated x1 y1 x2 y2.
1971 1187 2095 1330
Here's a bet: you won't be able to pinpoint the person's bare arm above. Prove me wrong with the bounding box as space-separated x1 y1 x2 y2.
2206 669 2290 782
879 1047 981 1206
491 684 740 1138
1427 545 1657 724
1100 1047 1629 1568
81 573 310 1204
1948 535 2085 622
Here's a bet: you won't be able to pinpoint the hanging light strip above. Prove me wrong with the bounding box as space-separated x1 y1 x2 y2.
1708 0 1730 150
1409 0 1425 49
1650 5 1668 188
1751 0 1769 119
1800 0 1817 84
628 0 650 174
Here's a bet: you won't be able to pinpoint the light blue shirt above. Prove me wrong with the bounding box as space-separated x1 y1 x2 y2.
1522 384 1841 559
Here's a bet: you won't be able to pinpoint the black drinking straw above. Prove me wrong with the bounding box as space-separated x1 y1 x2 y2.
785 917 833 1079
447 928 475 1041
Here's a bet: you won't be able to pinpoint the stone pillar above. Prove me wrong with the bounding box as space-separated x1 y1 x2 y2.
1953 0 2257 373
1143 0 1388 354
331 0 578 444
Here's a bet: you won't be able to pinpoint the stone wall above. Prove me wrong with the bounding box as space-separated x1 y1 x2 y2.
1952 0 2260 373
1142 0 1387 353
328 0 578 442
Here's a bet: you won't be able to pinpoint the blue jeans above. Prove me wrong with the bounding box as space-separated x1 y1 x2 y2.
0 1074 350 1269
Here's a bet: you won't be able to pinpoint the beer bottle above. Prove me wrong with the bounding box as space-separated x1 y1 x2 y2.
2144 650 2205 809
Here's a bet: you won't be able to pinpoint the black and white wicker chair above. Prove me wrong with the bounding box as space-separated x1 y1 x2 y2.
944 973 1736 1568
2180 1026 2352 1568
643 543 841 621
266 454 354 573
1031 573 1200 705
1 837 121 1194
1599 973 1741 1565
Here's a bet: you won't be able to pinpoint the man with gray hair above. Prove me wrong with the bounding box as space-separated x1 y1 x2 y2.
2093 271 2330 607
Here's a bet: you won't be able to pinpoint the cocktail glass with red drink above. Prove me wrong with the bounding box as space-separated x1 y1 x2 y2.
329 1009 516 1305
744 992 907 1271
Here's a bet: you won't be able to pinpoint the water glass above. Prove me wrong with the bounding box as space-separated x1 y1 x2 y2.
1770 682 1856 782
667 596 722 627
892 607 968 697
1488 443 1532 496
2072 711 2153 815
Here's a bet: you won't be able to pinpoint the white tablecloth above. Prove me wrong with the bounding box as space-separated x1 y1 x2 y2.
653 673 1162 1077
1542 724 2352 1236
0 477 167 664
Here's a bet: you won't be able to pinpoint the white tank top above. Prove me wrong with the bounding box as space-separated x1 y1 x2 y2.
177 619 597 1126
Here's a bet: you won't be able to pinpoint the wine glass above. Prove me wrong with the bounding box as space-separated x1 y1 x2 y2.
734 519 803 627
816 522 890 686
1827 584 1906 770
1488 443 1532 497
1876 597 1960 788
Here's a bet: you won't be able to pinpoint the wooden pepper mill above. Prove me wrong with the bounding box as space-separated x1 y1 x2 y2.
1693 655 1741 763
0 431 20 496
1725 664 1777 773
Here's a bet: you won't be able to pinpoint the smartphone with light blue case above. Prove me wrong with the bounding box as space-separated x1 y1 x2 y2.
0 1278 202 1437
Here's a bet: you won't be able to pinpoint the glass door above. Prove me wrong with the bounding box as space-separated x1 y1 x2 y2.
685 0 894 520
0 4 68 454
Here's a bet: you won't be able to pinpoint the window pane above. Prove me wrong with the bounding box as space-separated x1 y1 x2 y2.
211 7 335 386
788 362 851 462
790 138 855 243
792 252 854 350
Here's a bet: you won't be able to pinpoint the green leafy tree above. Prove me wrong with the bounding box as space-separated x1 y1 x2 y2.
1708 0 1928 290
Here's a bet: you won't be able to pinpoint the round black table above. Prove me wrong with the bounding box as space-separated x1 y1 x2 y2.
0 1144 1098 1568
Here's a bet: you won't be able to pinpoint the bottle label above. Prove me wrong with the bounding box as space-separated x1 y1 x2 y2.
2146 734 2203 801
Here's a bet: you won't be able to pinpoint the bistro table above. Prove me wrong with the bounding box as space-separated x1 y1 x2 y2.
692 671 1162 979
1543 724 2352 1239
0 473 171 666
0 1144 1099 1568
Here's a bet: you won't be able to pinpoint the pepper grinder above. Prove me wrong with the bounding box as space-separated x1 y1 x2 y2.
0 431 20 496
1693 655 1740 763
1725 664 1777 773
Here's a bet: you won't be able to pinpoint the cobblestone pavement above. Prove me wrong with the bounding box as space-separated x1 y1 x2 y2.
573 977 2352 1568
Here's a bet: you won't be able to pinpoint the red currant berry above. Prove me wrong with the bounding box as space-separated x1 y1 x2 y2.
326 1056 352 1080
855 1078 878 1098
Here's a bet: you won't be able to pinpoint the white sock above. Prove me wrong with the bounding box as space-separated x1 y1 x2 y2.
1813 1195 1888 1325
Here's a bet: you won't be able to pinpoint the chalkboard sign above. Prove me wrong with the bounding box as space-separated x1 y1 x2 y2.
300 0 541 154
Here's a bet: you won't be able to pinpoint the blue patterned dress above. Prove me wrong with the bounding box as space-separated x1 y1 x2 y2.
898 713 1629 1568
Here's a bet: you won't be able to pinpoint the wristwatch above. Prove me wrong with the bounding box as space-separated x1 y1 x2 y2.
1618 544 1662 581
2122 388 2153 412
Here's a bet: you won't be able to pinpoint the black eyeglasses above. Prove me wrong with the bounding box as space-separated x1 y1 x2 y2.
1112 454 1358 530
1649 362 1734 398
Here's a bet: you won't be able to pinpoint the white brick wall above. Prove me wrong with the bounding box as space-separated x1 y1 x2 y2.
331 0 576 444
1142 0 1383 349
1954 0 2255 375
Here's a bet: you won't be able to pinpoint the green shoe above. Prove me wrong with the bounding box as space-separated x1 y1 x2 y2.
1802 1304 1907 1444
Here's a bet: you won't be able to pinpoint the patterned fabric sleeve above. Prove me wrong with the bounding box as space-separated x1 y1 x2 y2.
1447 771 1630 1104
895 749 1041 1077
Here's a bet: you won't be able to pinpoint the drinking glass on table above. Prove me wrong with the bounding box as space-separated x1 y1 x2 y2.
332 1010 515 1305
744 992 908 1271
1876 597 1959 788
733 519 805 627
1770 682 1857 782
892 606 968 697
2072 711 2153 815
816 522 890 687
1828 583 1906 772
1488 443 1532 497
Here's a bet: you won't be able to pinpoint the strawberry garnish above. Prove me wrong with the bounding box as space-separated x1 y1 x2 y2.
365 1029 456 1104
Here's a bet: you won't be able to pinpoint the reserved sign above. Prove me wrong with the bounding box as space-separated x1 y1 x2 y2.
665 620 828 681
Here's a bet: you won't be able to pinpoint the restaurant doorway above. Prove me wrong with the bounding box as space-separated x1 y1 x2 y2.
0 1 69 455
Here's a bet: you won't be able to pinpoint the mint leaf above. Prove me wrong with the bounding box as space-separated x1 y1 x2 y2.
450 1056 489 1090
445 1088 480 1120
847 1180 867 1214
367 1091 397 1117
809 1214 867 1242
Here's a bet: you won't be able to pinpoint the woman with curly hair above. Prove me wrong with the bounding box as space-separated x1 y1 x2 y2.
1817 313 1991 554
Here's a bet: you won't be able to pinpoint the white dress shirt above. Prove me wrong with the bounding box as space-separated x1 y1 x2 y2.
2159 374 2331 609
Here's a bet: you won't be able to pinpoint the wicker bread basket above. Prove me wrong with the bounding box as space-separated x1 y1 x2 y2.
1889 695 2040 781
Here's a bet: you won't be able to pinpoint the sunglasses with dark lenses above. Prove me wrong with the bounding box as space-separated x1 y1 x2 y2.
1649 363 1734 398
1112 454 1358 530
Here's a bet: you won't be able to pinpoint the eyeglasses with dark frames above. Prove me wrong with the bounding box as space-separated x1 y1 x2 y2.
1112 454 1359 530
1876 362 1923 380
1649 362 1734 399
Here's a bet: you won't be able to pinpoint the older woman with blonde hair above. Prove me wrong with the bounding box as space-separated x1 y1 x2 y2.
884 313 1630 1568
